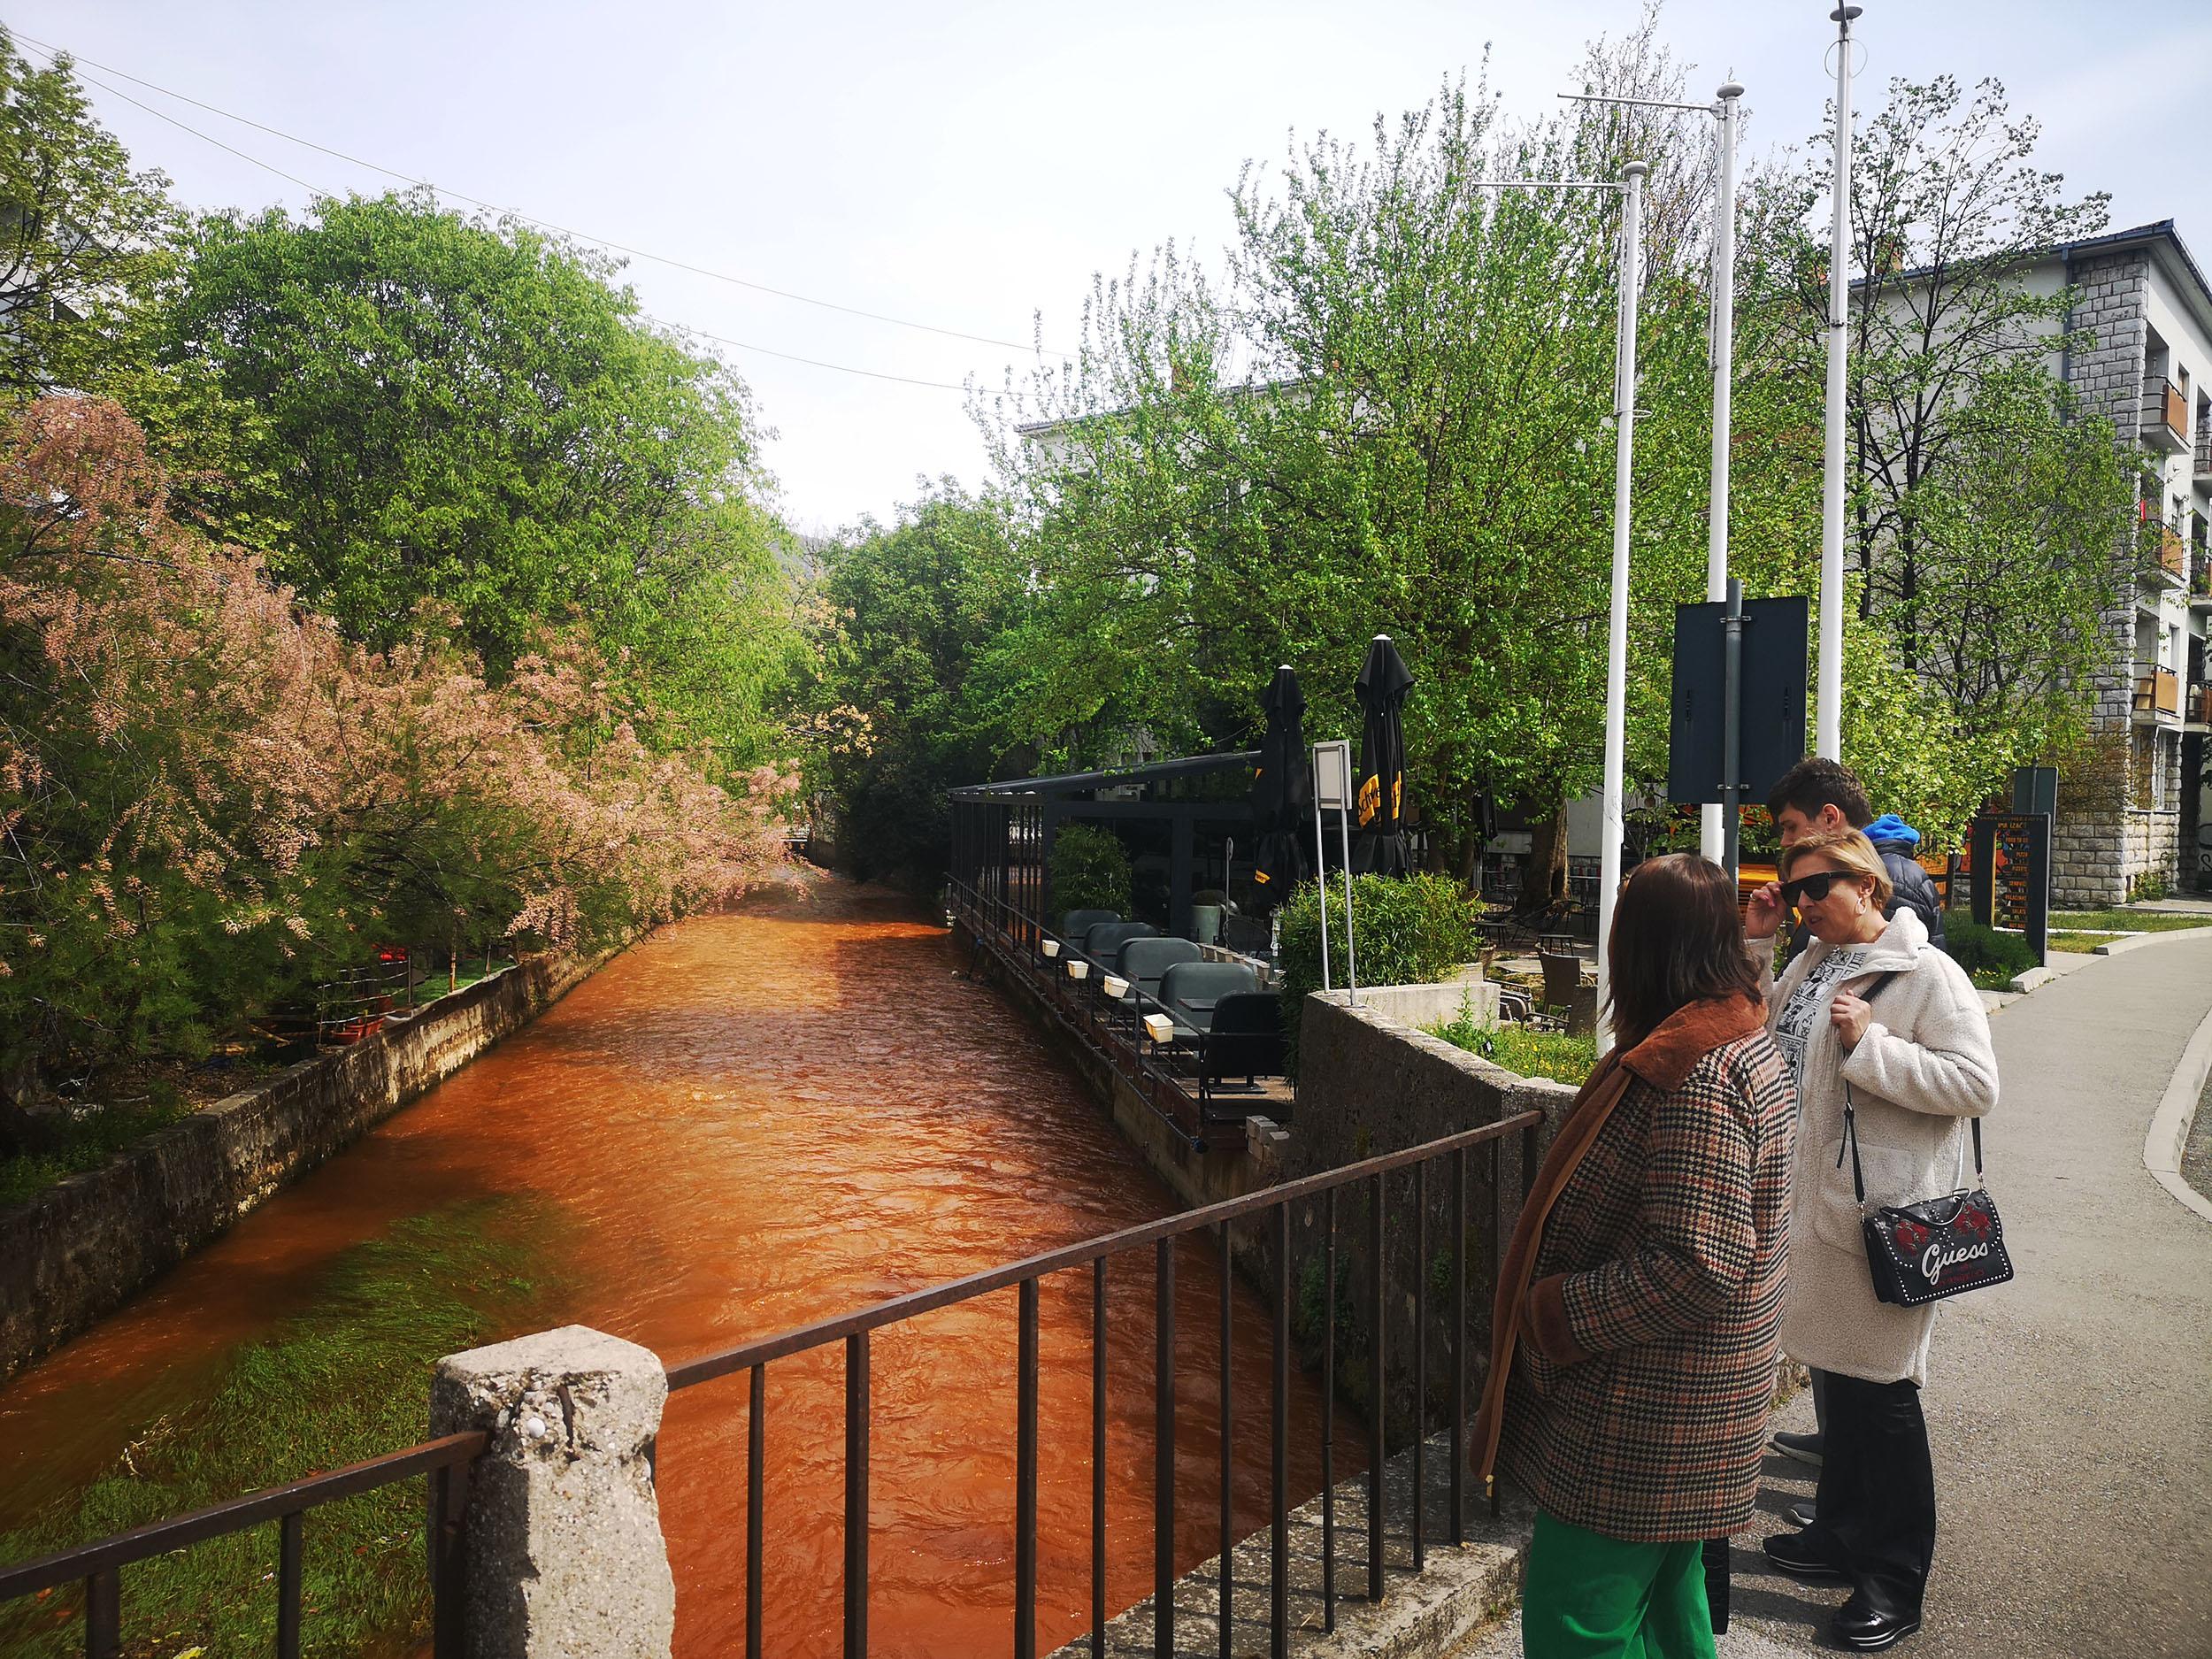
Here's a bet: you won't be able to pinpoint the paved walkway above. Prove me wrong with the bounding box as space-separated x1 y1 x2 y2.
1467 931 2212 1657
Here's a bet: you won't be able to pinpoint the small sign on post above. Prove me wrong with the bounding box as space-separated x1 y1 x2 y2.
1312 740 1358 1004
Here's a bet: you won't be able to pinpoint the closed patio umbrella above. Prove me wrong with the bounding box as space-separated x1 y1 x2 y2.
1351 635 1414 876
1249 664 1311 907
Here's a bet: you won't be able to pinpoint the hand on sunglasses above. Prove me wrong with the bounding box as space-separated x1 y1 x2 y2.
1744 879 1786 941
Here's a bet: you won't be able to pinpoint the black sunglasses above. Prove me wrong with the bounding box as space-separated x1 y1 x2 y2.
1779 870 1853 906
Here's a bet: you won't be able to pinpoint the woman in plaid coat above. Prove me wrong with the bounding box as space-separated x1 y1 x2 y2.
1475 855 1797 1658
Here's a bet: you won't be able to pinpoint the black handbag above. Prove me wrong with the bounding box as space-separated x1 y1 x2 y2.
1838 970 2013 1305
1844 1094 2012 1305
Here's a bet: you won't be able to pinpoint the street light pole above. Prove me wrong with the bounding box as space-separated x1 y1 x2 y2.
1816 6 1863 760
1597 160 1647 1054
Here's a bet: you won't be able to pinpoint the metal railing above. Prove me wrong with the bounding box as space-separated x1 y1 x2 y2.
2135 666 2182 717
2145 379 2189 450
664 1109 1540 1659
0 1432 482 1659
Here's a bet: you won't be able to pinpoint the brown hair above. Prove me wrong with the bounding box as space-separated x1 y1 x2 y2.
1778 828 1893 911
1765 755 1873 828
1606 854 1764 1051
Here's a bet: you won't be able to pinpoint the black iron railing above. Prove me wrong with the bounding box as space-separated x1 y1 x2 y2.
0 1431 483 1659
665 1111 1538 1659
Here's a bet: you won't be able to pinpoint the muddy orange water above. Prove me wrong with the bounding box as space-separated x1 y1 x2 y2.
0 875 1340 1656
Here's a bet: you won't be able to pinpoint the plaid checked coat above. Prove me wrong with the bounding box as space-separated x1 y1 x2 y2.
1474 995 1797 1542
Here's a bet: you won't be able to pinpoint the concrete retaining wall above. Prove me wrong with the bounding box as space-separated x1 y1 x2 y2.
0 953 598 1385
1286 993 1578 1442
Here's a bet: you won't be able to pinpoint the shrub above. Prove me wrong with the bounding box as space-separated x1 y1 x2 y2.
1048 824 1132 918
1275 872 1480 1074
1431 1005 1596 1085
1941 911 2038 981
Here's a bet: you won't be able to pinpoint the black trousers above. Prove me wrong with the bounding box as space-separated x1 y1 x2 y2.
1804 1371 1936 1617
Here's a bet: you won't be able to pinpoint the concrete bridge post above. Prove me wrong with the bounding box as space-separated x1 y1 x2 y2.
430 1325 676 1659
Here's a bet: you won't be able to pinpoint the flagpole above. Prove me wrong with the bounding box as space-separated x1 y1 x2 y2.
1702 82 1744 860
1595 161 1646 1055
1816 6 1862 760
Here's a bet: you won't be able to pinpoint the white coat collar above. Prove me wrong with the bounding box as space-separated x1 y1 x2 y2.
1801 906 1926 978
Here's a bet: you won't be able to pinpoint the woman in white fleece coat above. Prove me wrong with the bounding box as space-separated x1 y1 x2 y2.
1748 828 1998 1655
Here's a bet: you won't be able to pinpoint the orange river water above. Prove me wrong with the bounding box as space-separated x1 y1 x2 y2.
0 875 1340 1657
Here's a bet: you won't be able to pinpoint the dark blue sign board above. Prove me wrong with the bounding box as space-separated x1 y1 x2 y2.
1668 591 1809 877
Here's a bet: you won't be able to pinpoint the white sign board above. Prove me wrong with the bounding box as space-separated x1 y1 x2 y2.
1313 741 1354 810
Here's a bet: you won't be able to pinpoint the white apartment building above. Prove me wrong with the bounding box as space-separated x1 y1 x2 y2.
2028 221 2212 902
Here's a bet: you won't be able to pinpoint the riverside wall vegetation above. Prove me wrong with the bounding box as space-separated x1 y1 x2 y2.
0 953 598 1384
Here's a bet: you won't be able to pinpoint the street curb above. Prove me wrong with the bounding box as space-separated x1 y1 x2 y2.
2143 993 2212 1228
2008 966 2057 994
2093 926 2211 956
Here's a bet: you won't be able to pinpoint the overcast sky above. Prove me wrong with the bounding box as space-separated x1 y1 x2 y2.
14 2 2211 535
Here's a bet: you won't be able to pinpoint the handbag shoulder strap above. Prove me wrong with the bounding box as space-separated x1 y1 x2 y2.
1839 969 1983 1201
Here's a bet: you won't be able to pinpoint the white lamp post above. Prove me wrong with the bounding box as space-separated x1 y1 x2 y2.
1561 84 1745 863
1816 6 1863 760
1463 164 1647 1049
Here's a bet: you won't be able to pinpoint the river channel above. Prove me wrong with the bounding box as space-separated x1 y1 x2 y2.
0 874 1336 1657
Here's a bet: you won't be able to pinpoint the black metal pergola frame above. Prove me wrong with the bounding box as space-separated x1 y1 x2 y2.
949 750 1261 946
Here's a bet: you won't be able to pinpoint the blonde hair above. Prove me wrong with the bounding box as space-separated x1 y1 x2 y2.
1778 828 1893 911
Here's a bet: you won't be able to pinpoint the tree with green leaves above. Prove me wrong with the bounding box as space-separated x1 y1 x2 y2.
989 20 1756 897
0 27 178 401
802 484 1037 888
159 193 781 679
1749 76 2134 831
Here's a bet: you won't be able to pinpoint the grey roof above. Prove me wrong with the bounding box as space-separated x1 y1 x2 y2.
1862 218 2212 334
2051 219 2212 321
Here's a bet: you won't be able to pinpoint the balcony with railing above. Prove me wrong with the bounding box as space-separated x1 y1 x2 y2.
2134 665 2181 720
2148 522 2187 585
2195 425 2212 483
2144 380 2190 450
2189 680 2212 729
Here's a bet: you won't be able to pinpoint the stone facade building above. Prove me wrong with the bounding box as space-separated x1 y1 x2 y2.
2030 223 2212 903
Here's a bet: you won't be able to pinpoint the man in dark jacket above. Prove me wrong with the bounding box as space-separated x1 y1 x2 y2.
1766 757 1947 955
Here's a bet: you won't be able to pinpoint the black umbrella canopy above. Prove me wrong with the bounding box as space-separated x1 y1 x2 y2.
1250 664 1312 903
1351 635 1414 876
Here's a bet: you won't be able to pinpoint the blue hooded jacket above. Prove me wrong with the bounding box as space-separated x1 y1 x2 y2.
1863 814 1946 954
1863 813 1920 851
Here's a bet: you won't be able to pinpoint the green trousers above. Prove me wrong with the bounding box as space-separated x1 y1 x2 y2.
1521 1510 1717 1659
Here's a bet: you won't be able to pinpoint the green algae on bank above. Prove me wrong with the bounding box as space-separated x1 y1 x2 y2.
0 1196 565 1659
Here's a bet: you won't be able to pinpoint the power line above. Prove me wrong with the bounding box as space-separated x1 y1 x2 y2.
70 65 323 195
17 38 1056 398
12 27 1070 360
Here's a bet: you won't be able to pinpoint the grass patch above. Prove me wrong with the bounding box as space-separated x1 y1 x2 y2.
0 1096 195 1210
2048 931 2121 955
0 1196 564 1658
1967 965 2020 992
2050 910 2209 933
1432 1007 1596 1085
